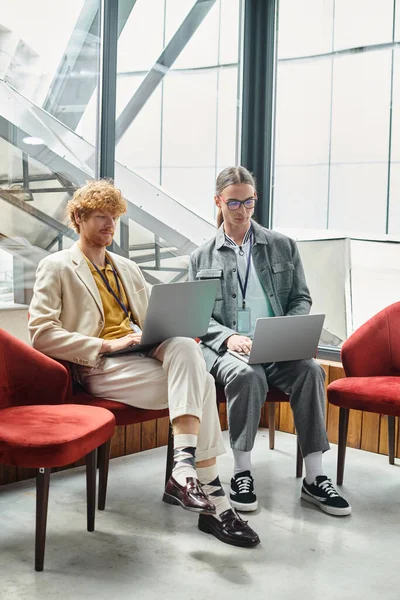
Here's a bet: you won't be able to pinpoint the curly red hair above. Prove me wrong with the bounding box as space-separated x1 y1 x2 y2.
67 180 127 233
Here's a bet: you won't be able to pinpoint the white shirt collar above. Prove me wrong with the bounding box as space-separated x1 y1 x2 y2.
223 225 253 248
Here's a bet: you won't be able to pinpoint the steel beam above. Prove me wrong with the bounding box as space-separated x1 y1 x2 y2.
98 0 118 179
0 174 59 185
241 0 278 228
120 216 129 257
169 271 188 283
45 234 62 252
43 0 137 130
129 242 179 251
141 271 162 286
143 267 186 273
21 153 33 201
0 190 78 241
9 187 77 195
115 0 217 143
129 243 157 251
132 249 177 264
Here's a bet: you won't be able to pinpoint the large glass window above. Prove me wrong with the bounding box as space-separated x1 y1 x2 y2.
0 0 101 304
0 0 243 303
114 0 243 283
115 0 242 217
273 0 400 347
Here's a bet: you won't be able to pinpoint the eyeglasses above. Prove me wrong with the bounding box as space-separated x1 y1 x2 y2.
219 196 257 211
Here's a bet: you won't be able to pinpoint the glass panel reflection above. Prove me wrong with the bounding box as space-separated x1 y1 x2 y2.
274 1 399 346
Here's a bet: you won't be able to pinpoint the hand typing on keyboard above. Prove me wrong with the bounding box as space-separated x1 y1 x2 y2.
226 334 252 355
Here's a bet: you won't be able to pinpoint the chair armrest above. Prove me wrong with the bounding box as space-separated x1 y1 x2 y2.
55 359 74 400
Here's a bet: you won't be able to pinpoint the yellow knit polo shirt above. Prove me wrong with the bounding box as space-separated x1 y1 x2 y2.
85 255 133 340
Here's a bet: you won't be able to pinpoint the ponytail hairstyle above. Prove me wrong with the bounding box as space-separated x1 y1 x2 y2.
215 166 256 227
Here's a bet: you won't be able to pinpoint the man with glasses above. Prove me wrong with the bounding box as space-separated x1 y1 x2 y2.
189 166 351 517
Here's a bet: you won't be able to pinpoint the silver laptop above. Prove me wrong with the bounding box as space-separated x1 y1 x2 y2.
104 279 219 356
227 314 325 364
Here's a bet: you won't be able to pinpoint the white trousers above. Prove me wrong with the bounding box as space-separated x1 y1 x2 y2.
79 337 226 462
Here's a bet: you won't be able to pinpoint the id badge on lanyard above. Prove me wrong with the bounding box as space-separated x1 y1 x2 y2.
237 307 251 334
237 232 253 334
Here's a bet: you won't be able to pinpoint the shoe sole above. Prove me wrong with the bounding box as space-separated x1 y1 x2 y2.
162 492 216 514
198 519 260 548
229 497 258 512
301 491 352 516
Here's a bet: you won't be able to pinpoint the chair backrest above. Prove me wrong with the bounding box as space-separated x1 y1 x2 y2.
341 302 400 377
0 328 69 408
386 302 400 374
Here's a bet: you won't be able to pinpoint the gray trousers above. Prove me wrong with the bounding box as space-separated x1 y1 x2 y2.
210 353 330 457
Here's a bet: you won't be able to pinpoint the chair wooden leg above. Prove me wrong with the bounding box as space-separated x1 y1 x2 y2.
98 440 111 511
268 402 276 450
86 449 97 532
337 407 349 486
296 438 303 478
35 467 51 572
388 415 395 465
165 424 174 485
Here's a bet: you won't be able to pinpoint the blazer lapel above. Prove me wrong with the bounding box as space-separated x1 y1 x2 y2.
69 243 104 319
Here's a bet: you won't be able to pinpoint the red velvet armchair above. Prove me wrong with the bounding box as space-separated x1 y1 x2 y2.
0 329 115 571
327 302 400 484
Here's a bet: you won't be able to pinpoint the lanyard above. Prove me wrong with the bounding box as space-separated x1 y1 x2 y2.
237 231 253 309
91 257 131 320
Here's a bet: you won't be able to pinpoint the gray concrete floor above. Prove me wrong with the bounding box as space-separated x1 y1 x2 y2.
0 429 399 600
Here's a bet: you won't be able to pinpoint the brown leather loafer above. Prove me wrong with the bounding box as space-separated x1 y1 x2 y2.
163 476 216 514
198 509 260 547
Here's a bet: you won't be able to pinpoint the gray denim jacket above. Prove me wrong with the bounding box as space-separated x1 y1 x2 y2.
188 220 312 372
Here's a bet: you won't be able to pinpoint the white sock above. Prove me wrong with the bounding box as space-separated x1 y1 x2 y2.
304 451 324 484
172 433 198 486
197 464 232 521
232 449 252 476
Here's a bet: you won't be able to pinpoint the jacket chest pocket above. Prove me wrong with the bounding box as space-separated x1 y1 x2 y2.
271 261 294 291
196 268 223 301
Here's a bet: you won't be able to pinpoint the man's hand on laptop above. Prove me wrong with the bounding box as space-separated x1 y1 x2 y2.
100 333 142 355
226 335 252 355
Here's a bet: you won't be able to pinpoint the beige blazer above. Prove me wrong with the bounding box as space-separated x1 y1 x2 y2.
28 242 150 367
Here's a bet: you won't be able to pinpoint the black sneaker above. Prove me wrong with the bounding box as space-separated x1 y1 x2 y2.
229 471 258 512
301 475 351 516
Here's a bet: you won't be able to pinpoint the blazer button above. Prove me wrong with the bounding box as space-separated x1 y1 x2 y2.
98 321 103 326
233 268 237 273
233 321 237 326
232 293 236 298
